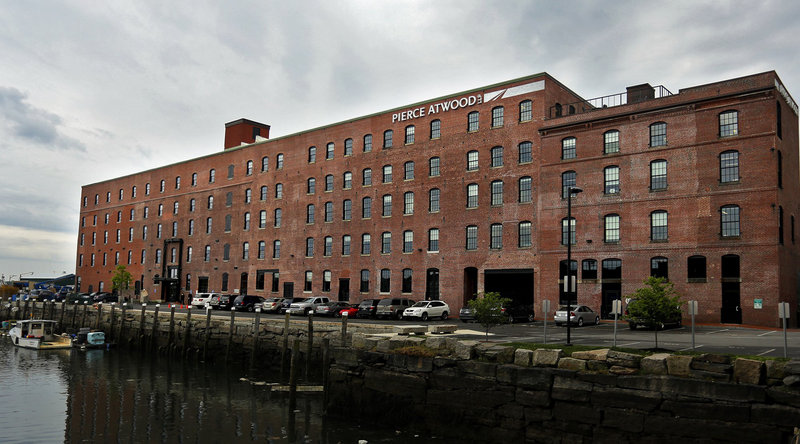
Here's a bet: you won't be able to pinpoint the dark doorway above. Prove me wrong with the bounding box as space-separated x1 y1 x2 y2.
463 267 478 305
283 282 294 300
721 254 741 323
601 258 622 318
338 279 350 302
164 280 180 302
484 269 534 306
425 268 440 300
240 272 248 295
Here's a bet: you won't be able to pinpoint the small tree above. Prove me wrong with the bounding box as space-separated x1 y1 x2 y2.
625 277 683 349
111 265 133 301
468 292 511 341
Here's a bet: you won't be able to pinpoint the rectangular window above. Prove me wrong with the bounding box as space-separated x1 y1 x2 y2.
604 130 620 153
429 157 440 177
380 269 390 293
305 271 313 292
467 184 478 208
518 142 532 163
362 197 372 218
361 234 371 255
405 125 415 144
363 168 372 186
344 138 353 156
650 160 667 190
562 138 576 160
430 120 441 139
604 166 620 194
381 232 391 254
360 270 370 292
519 100 532 122
491 181 503 205
491 106 504 128
519 177 532 203
467 151 478 171
719 111 738 137
404 161 414 180
364 134 373 152
383 130 393 148
467 111 479 132
650 122 667 147
429 188 440 212
403 231 413 253
466 226 477 250
651 211 668 241
428 228 439 252
382 195 392 217
561 218 575 245
604 215 620 242
403 192 414 215
490 224 503 249
720 151 739 183
518 222 531 247
721 205 740 237
326 142 334 159
382 165 392 183
491 146 503 167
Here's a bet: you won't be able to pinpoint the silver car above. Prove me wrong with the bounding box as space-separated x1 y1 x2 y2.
554 305 599 327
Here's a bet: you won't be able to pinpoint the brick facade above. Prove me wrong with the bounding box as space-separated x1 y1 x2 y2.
76 71 800 327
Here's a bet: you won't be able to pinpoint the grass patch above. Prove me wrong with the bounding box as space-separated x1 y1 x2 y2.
392 345 438 358
505 342 789 362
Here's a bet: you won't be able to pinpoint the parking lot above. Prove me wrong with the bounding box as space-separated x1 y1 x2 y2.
138 304 799 358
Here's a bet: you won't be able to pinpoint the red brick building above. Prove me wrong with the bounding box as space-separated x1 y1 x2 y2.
76 71 799 327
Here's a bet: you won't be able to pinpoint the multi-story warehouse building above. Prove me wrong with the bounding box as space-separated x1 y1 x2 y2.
76 70 799 327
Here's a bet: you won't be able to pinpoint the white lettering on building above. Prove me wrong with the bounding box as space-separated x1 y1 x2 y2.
392 95 483 123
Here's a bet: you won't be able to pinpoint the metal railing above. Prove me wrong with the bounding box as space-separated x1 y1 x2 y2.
548 85 673 119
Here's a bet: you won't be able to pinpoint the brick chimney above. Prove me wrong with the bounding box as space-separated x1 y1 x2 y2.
626 84 655 104
224 119 270 150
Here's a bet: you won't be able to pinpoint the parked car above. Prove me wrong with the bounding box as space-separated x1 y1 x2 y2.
92 292 117 303
191 292 217 308
261 297 285 313
554 305 599 327
28 290 41 300
233 295 265 312
208 294 234 310
356 299 381 318
403 300 450 321
314 301 353 317
339 304 359 317
37 290 56 301
288 296 330 315
625 299 682 330
279 297 306 314
376 298 415 320
459 301 536 323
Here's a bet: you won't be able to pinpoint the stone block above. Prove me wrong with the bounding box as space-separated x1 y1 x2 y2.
514 348 533 366
552 401 601 424
733 358 765 385
557 357 586 371
551 376 592 402
767 386 800 408
451 340 478 360
666 354 693 377
661 400 749 422
479 345 515 364
331 348 360 367
393 325 427 335
457 360 497 378
784 360 800 375
691 369 731 382
516 367 555 389
695 353 731 365
428 324 457 334
691 359 732 374
765 359 786 381
497 364 517 385
641 353 669 375
405 356 433 372
601 407 644 433
609 365 638 375
533 349 563 367
424 336 448 350
586 360 609 372
427 387 515 409
570 348 609 361
516 388 550 407
591 386 662 411
783 374 800 387
607 350 641 368
364 368 426 399
751 404 800 426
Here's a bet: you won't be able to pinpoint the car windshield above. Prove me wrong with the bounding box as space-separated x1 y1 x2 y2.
411 301 429 308
291 298 307 303
378 299 393 306
358 300 374 307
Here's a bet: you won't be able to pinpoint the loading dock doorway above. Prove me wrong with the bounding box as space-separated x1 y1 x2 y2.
484 269 534 307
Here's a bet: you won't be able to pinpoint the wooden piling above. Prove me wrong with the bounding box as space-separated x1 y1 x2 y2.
168 305 175 352
305 313 314 380
151 304 160 352
280 312 290 382
202 308 211 362
109 304 116 341
341 313 348 347
59 301 66 330
225 308 235 361
322 337 330 414
250 308 261 369
95 303 103 330
138 304 147 346
120 303 128 344
183 306 192 357
71 302 78 329
81 302 88 327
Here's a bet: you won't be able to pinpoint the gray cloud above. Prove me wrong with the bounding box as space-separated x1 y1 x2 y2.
0 86 86 151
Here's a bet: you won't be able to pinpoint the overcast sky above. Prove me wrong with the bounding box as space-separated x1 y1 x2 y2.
1 0 798 280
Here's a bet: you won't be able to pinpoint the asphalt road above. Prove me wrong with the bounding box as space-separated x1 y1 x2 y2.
130 304 799 358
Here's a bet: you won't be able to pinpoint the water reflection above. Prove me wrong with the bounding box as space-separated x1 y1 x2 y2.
1 338 456 443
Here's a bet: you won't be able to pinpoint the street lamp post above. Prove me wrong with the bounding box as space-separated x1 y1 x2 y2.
566 186 583 346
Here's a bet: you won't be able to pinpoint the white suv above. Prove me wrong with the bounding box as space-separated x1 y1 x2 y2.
191 292 217 308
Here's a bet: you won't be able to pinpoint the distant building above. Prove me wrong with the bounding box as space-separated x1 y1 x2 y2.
76 71 799 327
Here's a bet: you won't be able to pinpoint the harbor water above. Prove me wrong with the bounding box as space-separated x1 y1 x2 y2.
0 337 451 443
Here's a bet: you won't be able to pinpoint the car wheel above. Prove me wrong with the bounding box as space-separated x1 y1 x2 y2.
527 314 535 323
421 312 428 321
248 305 254 312
595 316 600 325
441 311 448 321
305 308 311 315
577 317 584 327
397 313 403 320
628 322 636 330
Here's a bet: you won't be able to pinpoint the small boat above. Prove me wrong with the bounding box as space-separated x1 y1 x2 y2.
8 320 72 350
72 327 106 349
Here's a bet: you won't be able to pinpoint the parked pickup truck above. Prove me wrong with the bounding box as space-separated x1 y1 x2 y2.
288 296 330 315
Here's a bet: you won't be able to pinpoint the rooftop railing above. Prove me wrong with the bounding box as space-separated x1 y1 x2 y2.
548 85 673 119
